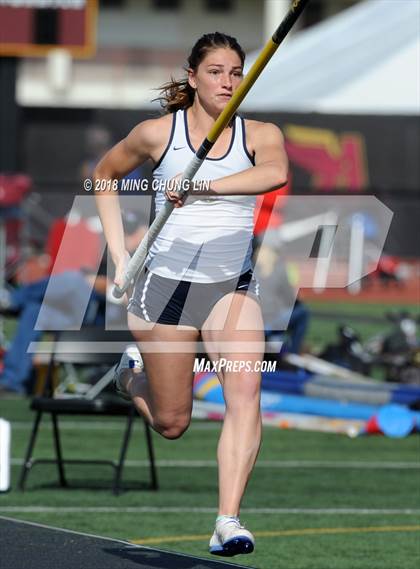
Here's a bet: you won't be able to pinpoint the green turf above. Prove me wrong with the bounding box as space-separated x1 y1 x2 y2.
1 301 420 568
0 397 419 569
2 317 17 340
307 301 419 317
305 301 419 354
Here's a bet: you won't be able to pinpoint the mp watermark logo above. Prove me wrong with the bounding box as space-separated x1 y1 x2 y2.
28 194 393 356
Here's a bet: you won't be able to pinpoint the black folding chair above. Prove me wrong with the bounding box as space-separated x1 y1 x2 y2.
18 328 158 494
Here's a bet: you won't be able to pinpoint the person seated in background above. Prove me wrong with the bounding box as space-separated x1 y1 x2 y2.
252 180 306 354
253 232 310 356
0 210 147 395
0 271 108 395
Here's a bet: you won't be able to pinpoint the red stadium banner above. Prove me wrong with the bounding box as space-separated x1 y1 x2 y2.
0 0 97 58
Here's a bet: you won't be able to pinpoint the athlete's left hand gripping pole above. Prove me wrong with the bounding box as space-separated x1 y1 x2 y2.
113 0 310 298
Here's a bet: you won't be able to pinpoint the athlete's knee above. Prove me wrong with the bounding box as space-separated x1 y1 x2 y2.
225 374 261 409
153 412 191 440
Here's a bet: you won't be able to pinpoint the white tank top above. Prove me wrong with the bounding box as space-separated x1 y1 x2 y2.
146 109 256 283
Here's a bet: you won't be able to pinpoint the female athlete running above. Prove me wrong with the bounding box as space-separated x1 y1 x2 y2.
94 32 288 557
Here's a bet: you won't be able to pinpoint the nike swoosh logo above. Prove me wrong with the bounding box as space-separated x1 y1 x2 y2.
173 146 186 151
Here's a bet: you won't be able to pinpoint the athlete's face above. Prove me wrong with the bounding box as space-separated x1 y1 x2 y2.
188 48 243 112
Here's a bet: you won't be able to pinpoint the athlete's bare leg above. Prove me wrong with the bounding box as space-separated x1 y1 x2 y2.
202 292 265 516
120 312 200 440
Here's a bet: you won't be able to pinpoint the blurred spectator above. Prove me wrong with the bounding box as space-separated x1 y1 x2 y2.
368 254 405 288
80 125 113 181
0 271 105 394
253 183 289 237
254 232 310 355
0 211 147 395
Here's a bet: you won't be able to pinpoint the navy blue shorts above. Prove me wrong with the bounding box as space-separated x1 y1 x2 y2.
128 269 259 328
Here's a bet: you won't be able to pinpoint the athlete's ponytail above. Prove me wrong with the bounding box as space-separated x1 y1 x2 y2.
155 32 245 113
155 77 195 113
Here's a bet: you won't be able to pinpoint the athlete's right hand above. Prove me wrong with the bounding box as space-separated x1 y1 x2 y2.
112 250 131 303
165 173 188 208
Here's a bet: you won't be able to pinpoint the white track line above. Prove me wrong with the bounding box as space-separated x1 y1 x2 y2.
1 507 419 515
9 458 420 469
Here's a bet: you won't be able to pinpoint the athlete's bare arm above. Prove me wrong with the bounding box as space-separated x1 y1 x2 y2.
207 121 288 196
93 116 171 269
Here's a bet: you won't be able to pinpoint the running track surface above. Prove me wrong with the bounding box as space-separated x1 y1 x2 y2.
0 516 254 569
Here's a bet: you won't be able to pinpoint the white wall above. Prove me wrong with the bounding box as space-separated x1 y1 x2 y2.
17 0 265 109
98 0 263 51
16 0 367 110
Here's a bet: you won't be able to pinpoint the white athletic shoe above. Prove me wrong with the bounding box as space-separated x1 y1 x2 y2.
113 344 144 401
209 517 255 557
